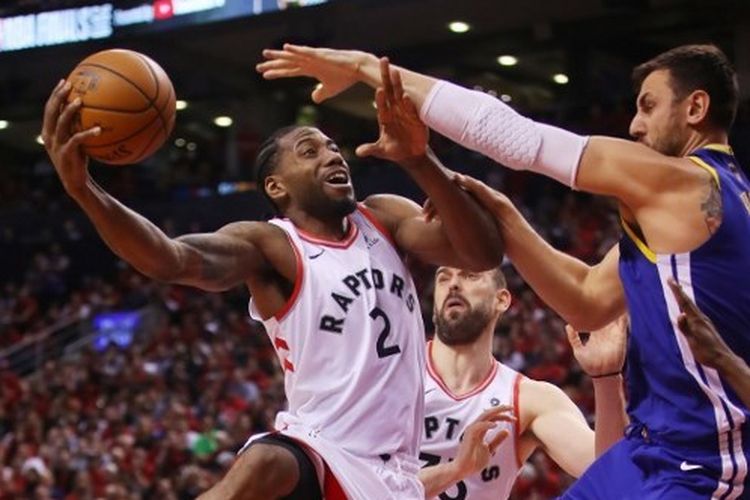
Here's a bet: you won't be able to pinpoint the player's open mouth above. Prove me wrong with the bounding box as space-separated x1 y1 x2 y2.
324 169 351 187
444 297 468 311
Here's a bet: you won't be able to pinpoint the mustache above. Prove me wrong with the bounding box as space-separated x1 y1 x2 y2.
441 292 469 312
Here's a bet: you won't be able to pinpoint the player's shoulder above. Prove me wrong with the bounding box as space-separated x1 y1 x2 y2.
217 220 288 242
518 377 575 417
362 194 422 222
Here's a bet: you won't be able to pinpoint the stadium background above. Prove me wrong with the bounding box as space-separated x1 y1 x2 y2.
0 0 749 498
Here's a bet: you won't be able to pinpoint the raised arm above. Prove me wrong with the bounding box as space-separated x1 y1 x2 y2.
358 59 502 270
42 80 294 294
455 174 625 331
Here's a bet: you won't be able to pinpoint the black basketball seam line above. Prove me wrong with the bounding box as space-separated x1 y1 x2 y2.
87 84 174 162
132 86 173 162
89 116 162 164
80 103 151 114
135 53 169 137
86 111 163 149
78 59 169 135
132 120 166 163
78 62 157 108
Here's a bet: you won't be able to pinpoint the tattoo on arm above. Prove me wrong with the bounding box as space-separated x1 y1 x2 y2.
176 233 245 286
701 177 723 235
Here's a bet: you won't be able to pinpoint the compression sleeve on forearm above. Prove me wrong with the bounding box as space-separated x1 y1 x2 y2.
420 80 588 188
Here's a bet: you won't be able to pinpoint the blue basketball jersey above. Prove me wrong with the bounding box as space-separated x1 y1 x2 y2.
618 144 750 497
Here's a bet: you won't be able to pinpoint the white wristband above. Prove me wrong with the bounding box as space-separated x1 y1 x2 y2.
420 80 588 188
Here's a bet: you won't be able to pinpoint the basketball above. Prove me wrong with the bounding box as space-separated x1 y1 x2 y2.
65 49 176 165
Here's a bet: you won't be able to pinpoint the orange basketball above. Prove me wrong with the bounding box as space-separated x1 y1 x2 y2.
66 49 176 165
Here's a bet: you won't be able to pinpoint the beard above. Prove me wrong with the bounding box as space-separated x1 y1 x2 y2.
434 298 494 346
300 184 357 219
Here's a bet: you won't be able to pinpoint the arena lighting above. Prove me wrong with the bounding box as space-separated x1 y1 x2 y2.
176 100 188 110
497 55 518 67
36 135 44 145
501 94 512 103
175 138 186 147
213 116 233 127
448 21 470 33
553 73 570 84
0 120 8 129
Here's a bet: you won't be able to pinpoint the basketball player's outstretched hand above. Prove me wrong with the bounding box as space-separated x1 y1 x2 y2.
567 316 627 378
452 405 514 478
667 278 731 369
257 44 366 103
355 58 428 164
42 79 101 197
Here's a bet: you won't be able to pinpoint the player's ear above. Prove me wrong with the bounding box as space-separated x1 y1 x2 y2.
686 89 710 126
495 289 511 315
265 175 288 205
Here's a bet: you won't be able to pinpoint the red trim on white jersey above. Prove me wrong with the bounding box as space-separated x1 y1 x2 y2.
512 372 523 469
295 217 359 248
274 233 304 321
358 203 397 248
426 340 499 401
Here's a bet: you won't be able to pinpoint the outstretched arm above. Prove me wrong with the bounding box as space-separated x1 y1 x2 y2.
359 59 502 270
567 317 629 457
43 80 292 293
454 174 625 331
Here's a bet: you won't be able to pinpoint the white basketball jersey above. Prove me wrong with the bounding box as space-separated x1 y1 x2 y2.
249 206 426 460
420 341 522 500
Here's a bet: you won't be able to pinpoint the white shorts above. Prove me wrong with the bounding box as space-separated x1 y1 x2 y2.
240 430 424 500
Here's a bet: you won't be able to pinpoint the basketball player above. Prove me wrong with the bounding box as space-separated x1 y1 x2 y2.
41 63 503 499
418 265 627 499
258 43 750 497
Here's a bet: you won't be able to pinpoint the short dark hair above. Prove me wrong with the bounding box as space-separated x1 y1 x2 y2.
254 125 305 214
632 44 739 130
491 267 507 289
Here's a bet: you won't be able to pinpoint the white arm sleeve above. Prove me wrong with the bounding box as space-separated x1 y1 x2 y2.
419 80 589 188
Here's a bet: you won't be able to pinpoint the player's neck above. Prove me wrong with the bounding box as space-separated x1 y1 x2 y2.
680 130 729 157
431 332 495 395
286 209 350 241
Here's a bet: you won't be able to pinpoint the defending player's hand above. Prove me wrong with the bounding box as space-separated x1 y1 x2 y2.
453 174 512 217
42 79 101 198
668 278 731 369
451 405 514 479
567 315 627 378
257 44 366 103
355 58 429 164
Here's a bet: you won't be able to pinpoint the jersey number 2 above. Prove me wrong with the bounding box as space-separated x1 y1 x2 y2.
370 307 401 358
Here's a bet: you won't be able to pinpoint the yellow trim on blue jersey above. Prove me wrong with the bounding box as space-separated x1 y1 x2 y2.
620 217 657 264
688 156 721 188
702 144 733 155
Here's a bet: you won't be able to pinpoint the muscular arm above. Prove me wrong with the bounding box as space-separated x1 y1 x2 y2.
520 379 594 478
71 178 288 292
490 187 625 330
363 149 502 270
43 80 292 294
